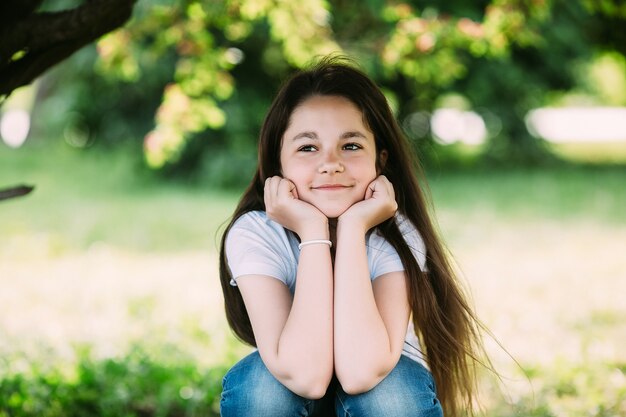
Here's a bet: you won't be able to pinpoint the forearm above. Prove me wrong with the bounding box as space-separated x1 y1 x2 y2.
271 233 334 398
333 222 397 393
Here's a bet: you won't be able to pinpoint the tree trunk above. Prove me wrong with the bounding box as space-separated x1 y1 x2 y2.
0 0 138 98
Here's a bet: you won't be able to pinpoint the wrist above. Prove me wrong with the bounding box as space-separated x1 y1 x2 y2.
297 219 330 241
337 216 368 236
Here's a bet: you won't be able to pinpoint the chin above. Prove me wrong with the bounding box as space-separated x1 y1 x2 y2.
316 204 352 219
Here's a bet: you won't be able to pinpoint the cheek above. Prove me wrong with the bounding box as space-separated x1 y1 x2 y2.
281 161 301 181
280 162 310 194
353 168 377 197
278 151 287 177
279 152 296 178
360 163 379 183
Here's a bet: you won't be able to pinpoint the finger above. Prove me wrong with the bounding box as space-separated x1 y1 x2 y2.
264 177 272 201
384 178 395 199
384 180 397 209
375 174 389 190
286 179 299 199
373 176 386 192
364 179 376 200
277 178 295 200
376 175 394 198
384 179 398 212
264 177 272 205
265 176 281 203
270 176 283 198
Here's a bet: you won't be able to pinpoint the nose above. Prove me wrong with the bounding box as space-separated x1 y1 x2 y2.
318 149 344 174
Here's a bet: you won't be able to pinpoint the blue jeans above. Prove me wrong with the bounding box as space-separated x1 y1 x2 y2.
220 351 443 417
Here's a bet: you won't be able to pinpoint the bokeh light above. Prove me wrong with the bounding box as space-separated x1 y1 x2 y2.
431 108 487 145
0 109 31 148
526 107 626 142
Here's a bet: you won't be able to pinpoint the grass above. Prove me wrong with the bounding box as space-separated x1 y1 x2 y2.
549 141 626 164
1 142 239 253
1 141 626 415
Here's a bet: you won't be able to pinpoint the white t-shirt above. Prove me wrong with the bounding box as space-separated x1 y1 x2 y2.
225 210 427 363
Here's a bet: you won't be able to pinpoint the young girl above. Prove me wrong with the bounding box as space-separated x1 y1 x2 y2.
219 57 485 417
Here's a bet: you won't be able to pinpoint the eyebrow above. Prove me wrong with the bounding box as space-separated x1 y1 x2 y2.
291 131 318 141
290 130 368 141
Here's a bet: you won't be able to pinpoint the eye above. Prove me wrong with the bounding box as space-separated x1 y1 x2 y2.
297 144 317 152
343 143 362 151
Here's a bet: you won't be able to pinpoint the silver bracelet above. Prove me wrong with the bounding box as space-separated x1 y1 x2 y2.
298 239 332 250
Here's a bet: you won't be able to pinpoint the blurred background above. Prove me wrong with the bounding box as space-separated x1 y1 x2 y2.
1 0 625 415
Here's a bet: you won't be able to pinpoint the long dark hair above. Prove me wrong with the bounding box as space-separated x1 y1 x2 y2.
219 56 486 416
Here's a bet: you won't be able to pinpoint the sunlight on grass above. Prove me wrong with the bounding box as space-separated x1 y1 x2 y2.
0 248 248 366
549 141 626 164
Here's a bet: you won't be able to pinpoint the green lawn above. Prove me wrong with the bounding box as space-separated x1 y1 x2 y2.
1 142 625 416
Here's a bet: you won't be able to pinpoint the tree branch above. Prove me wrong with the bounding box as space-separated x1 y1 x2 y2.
0 0 44 26
0 0 137 97
0 185 35 202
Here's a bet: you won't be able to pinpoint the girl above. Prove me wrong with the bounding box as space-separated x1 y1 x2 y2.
219 57 485 417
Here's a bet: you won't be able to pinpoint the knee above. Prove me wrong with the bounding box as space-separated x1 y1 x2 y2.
336 357 443 417
337 392 442 417
220 352 310 417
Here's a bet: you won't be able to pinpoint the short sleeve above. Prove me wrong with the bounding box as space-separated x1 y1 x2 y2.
225 212 295 287
368 215 428 280
368 232 404 279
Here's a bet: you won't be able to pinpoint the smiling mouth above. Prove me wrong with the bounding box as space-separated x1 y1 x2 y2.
313 184 351 190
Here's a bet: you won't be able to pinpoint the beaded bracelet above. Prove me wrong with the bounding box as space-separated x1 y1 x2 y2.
298 239 332 250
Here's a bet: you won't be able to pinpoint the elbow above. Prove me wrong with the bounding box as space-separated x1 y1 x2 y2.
336 370 386 396
276 360 333 399
288 372 333 399
267 351 333 400
337 376 378 396
300 382 331 400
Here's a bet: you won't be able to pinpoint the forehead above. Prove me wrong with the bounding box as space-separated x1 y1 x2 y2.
287 95 368 129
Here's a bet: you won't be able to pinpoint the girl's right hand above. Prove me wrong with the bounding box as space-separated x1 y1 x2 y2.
264 176 329 240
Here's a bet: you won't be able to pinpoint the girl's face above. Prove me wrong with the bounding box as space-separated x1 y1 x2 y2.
280 95 381 219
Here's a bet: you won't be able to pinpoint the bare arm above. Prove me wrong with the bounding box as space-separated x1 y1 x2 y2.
333 175 410 394
237 242 334 398
236 177 334 399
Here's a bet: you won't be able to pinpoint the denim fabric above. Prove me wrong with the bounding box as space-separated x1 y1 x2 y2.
220 351 443 417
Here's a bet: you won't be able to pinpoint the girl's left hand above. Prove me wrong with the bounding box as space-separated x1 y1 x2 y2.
338 175 398 232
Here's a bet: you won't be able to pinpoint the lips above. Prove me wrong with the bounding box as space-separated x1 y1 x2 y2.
313 184 351 190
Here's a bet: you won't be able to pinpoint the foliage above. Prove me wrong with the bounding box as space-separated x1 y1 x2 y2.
32 44 173 151
0 346 229 417
99 0 555 169
95 0 339 169
452 1 626 163
0 346 623 416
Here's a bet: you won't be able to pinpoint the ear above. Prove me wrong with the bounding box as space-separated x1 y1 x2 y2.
377 149 388 174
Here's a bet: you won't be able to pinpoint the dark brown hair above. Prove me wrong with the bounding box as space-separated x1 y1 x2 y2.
219 56 486 416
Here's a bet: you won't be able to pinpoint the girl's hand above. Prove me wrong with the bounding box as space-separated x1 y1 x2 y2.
264 176 329 240
338 175 397 233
